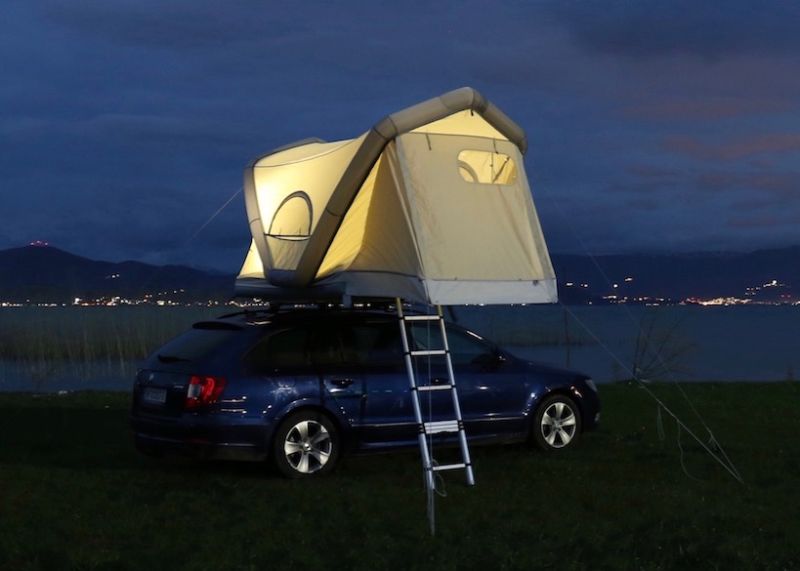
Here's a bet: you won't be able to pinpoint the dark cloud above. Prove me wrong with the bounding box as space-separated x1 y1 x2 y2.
695 171 800 197
622 97 796 121
2 1 800 271
663 133 800 161
625 165 681 179
728 212 798 229
624 197 662 211
549 1 800 58
39 1 301 50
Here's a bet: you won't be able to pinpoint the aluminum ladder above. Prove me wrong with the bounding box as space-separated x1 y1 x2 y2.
396 298 475 491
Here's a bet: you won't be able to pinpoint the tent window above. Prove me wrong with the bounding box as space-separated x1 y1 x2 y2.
267 191 312 240
457 150 517 185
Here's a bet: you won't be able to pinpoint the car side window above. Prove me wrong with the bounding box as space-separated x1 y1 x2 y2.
310 327 346 367
245 327 311 373
447 329 496 366
410 324 495 367
311 322 401 369
350 322 403 367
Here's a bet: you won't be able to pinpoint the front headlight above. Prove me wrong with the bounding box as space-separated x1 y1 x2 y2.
585 379 597 393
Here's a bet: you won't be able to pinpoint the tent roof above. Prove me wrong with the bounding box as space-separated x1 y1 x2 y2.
248 87 528 290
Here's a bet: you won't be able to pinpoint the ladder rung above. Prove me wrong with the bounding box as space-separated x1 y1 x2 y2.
424 420 460 434
410 349 446 356
403 315 440 321
417 384 452 392
432 463 467 472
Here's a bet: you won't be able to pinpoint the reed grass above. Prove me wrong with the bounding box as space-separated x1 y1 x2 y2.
0 306 584 364
0 306 586 390
0 307 220 389
0 307 219 362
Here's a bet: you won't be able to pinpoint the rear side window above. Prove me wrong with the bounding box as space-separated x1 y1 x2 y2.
156 328 238 362
246 327 311 373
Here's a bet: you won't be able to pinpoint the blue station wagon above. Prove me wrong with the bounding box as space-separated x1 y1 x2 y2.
131 307 600 478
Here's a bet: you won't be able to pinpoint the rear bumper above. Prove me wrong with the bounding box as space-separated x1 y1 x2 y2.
130 413 272 462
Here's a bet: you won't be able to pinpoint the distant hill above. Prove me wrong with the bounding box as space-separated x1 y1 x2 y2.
0 244 797 304
0 245 235 303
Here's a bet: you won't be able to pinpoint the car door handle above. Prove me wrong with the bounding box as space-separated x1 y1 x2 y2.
329 378 354 388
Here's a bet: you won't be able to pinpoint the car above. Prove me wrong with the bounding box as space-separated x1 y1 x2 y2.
130 306 600 478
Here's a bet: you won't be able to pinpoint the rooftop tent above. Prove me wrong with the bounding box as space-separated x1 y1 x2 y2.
236 87 557 305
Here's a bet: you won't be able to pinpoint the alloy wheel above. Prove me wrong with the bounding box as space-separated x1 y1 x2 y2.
540 401 577 448
283 420 332 474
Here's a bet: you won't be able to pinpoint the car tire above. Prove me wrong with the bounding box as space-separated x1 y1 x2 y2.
531 394 582 452
273 410 340 479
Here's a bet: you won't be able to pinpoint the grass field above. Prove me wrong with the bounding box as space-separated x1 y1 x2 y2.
1 383 798 570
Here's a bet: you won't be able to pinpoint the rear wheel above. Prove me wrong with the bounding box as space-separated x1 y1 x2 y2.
273 410 340 478
532 395 581 451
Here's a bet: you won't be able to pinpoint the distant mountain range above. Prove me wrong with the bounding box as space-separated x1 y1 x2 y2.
0 245 234 303
0 244 797 304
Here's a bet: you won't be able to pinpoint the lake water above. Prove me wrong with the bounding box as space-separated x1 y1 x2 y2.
457 305 800 383
0 305 798 391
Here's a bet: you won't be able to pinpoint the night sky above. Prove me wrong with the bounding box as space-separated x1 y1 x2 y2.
2 1 800 272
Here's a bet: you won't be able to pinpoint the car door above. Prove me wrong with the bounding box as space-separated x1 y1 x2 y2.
349 318 450 447
355 319 462 446
242 325 321 410
411 323 530 439
309 322 366 431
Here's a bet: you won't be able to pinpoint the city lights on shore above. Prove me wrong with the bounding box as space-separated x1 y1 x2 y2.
556 274 795 306
0 275 796 308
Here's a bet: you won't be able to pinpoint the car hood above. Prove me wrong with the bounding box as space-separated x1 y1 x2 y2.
517 358 590 384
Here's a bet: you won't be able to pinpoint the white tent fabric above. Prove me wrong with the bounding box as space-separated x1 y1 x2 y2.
236 87 557 305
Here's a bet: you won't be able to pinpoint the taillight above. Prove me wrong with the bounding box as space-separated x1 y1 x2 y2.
185 375 226 410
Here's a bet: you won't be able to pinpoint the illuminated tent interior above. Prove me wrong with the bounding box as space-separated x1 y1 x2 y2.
236 87 556 305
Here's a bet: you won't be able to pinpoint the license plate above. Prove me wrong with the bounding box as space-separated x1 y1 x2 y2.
142 387 167 405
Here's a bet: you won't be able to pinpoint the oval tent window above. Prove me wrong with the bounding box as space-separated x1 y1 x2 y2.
267 191 313 240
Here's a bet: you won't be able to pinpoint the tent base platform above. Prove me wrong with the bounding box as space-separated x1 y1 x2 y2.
234 275 558 306
234 277 347 302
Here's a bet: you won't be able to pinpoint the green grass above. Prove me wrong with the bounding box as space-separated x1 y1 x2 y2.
1 383 798 570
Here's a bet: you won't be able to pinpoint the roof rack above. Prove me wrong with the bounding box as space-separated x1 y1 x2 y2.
219 297 459 322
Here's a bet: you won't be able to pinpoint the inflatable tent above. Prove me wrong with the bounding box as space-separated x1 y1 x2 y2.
236 87 556 305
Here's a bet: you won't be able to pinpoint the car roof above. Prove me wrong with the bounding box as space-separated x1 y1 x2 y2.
210 307 401 329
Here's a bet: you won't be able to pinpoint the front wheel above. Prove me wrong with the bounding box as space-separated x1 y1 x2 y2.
272 411 340 478
531 395 582 451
